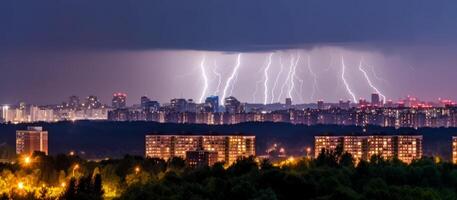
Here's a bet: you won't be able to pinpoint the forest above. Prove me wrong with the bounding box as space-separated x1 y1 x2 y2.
1 148 457 200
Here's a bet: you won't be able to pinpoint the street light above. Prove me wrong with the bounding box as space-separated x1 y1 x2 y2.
24 157 31 165
17 182 24 190
135 166 141 174
72 164 80 177
306 147 312 158
20 155 33 167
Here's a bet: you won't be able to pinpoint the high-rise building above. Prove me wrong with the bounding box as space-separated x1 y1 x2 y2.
453 137 457 164
85 95 102 109
170 98 188 112
145 134 255 165
187 99 197 112
396 135 422 164
140 96 151 108
16 126 48 155
342 136 367 161
314 136 343 158
224 96 242 114
204 96 219 113
317 100 325 110
358 99 369 108
314 135 422 163
338 100 350 110
285 98 292 107
112 93 127 109
371 93 380 107
1 105 9 123
68 96 80 109
366 135 395 160
141 96 160 112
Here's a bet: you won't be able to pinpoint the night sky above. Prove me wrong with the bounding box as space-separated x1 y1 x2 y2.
1 0 457 105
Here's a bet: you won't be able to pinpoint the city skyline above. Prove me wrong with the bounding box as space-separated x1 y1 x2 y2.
2 1 457 199
1 91 456 108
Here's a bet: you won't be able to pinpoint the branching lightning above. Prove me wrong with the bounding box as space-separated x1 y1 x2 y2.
278 55 295 102
252 80 263 103
222 53 242 104
263 53 274 105
298 79 304 103
307 55 318 101
358 60 387 103
287 53 301 99
270 55 284 103
370 65 389 84
341 56 357 102
229 71 239 97
198 55 208 103
212 61 222 95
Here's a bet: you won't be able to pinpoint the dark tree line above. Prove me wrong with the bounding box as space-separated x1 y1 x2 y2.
117 151 457 200
2 150 457 199
61 174 103 200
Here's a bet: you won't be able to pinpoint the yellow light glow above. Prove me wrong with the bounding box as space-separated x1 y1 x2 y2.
21 156 33 167
18 182 24 189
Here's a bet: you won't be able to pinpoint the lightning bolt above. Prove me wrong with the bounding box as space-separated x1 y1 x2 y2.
287 53 301 99
229 71 239 97
222 53 242 104
252 80 263 103
198 55 208 103
278 54 295 102
358 60 387 103
370 65 389 84
270 54 284 103
307 55 318 102
212 61 222 95
341 56 357 102
263 53 274 105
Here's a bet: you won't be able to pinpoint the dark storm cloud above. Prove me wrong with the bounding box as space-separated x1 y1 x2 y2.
2 0 457 105
1 0 457 51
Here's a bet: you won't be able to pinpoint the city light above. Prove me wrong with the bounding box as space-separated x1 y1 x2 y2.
135 166 141 174
17 182 24 190
72 164 80 177
24 157 31 165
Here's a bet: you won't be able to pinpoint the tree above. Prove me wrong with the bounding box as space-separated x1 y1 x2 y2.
61 178 77 200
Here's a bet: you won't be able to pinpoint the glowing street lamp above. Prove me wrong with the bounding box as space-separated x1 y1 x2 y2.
72 164 80 177
20 155 33 167
135 166 141 174
17 182 24 190
24 156 31 165
306 147 312 158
